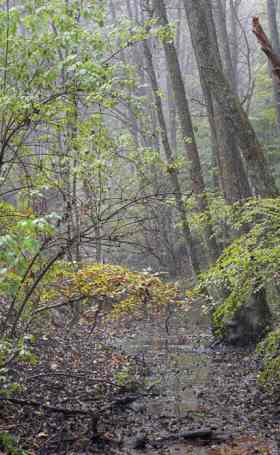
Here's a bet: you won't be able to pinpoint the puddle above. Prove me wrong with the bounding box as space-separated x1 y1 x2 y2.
117 305 213 454
116 305 279 454
145 350 209 419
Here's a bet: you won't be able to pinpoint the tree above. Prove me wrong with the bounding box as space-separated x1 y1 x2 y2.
266 0 280 129
151 0 220 272
207 0 252 202
183 0 278 199
143 38 198 276
213 0 236 92
228 0 243 94
253 15 280 87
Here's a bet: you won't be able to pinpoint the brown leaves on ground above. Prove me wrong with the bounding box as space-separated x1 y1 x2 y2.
209 435 274 454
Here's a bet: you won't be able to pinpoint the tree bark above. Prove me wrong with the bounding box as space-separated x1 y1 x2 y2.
143 39 201 276
152 0 220 267
229 0 241 94
183 0 278 198
266 0 280 129
198 61 252 202
253 16 280 84
213 0 236 92
253 7 280 130
189 1 251 202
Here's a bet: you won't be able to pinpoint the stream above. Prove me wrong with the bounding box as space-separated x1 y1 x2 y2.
115 305 215 454
5 300 279 454
114 304 279 454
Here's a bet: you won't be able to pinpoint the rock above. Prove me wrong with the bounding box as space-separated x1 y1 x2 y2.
131 435 147 449
223 288 272 346
129 401 146 413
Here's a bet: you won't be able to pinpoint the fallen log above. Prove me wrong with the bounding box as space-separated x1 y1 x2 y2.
0 392 142 416
179 429 213 440
0 396 93 416
132 428 214 449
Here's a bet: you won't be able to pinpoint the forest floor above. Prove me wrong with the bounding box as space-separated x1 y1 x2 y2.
1 303 280 454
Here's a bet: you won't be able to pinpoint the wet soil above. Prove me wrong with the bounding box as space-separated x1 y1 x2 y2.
113 304 279 454
1 303 280 454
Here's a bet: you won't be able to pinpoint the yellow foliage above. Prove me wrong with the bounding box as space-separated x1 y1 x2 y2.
43 263 179 317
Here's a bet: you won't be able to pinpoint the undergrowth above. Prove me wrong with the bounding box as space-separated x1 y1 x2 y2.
190 197 280 384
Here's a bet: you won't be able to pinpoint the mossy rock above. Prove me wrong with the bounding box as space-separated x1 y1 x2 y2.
212 288 272 346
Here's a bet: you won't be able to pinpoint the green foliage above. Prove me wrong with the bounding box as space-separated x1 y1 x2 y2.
192 197 280 336
191 196 280 385
0 197 176 393
154 23 176 43
113 364 139 391
252 65 277 127
257 329 280 386
0 203 57 386
0 334 38 395
0 203 55 301
0 432 27 455
186 193 231 244
0 0 148 209
0 1 167 393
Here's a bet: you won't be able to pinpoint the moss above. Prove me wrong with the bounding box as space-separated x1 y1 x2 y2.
209 282 253 338
0 433 27 455
257 329 280 386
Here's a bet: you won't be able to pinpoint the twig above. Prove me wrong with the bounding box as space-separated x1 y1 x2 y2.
0 393 144 416
102 41 134 65
26 371 126 389
0 396 94 416
150 429 214 447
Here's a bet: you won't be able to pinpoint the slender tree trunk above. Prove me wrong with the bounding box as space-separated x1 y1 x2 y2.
71 96 81 263
143 39 200 275
215 0 252 200
166 0 181 151
152 0 220 267
214 0 236 92
167 72 177 151
183 0 278 198
229 0 240 93
211 0 252 202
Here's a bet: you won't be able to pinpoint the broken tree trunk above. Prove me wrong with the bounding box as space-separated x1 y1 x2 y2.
253 16 280 85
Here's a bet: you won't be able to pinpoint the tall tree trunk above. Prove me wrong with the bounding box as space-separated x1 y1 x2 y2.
166 72 177 151
212 0 252 202
183 0 278 198
181 0 251 202
214 0 236 92
197 42 252 202
166 0 181 151
211 0 251 200
143 39 200 276
229 0 241 94
151 0 220 267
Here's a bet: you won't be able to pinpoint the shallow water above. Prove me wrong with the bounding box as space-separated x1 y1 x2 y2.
119 305 212 454
116 304 278 454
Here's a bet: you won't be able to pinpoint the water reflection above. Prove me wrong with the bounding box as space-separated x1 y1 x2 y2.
119 305 212 454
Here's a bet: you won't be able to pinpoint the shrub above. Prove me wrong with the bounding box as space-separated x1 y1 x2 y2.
192 198 280 336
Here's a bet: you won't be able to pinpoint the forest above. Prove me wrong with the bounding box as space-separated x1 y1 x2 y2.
0 0 280 453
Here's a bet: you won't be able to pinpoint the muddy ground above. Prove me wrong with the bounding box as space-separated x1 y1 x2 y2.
1 303 280 454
